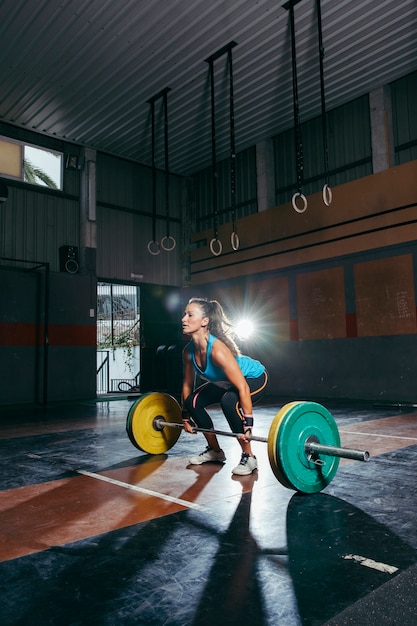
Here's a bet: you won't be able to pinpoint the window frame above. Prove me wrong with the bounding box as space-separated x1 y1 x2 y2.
0 135 64 191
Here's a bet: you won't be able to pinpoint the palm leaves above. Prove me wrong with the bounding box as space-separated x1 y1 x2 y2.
23 158 59 189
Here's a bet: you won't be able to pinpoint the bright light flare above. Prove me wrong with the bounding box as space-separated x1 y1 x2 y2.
235 318 255 340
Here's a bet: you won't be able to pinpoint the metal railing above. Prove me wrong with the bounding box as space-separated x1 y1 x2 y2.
96 351 110 394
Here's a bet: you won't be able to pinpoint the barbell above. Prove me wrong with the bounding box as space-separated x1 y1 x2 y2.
126 392 370 494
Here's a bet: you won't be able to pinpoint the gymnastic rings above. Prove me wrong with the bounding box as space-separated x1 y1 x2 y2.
231 231 240 251
161 235 176 252
323 184 332 207
291 192 308 214
209 238 223 256
147 240 161 255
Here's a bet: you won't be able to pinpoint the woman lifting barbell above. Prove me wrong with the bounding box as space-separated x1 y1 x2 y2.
181 297 269 476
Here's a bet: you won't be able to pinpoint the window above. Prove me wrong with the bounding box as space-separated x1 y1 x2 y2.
0 136 63 190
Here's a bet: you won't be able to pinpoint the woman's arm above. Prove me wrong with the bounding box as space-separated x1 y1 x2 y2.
182 346 194 401
181 346 196 433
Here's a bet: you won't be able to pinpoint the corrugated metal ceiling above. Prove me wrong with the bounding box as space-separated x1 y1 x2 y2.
1 0 416 175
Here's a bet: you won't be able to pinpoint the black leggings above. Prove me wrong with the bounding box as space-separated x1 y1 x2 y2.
183 370 269 434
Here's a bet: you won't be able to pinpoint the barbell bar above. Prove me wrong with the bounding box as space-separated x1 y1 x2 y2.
152 418 369 462
126 392 370 494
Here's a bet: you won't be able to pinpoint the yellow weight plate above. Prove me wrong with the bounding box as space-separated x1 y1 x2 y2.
126 392 182 454
267 402 301 489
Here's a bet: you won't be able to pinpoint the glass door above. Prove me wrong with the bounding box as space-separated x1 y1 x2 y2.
96 282 140 394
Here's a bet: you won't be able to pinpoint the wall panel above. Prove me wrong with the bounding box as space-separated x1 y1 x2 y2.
354 254 416 337
96 152 183 220
247 276 290 343
1 185 79 271
274 95 372 206
190 146 257 232
391 70 417 165
297 268 346 340
96 150 184 286
0 267 96 405
96 205 182 286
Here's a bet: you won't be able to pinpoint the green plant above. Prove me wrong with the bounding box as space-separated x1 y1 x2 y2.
97 327 139 374
23 158 58 189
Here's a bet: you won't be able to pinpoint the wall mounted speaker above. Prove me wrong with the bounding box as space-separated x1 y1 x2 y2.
59 245 79 274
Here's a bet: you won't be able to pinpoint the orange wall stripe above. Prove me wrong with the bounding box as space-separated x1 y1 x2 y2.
0 322 38 346
48 324 96 346
0 323 96 347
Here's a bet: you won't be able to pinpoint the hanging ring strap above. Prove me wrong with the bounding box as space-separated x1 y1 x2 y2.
228 44 239 251
147 98 160 255
316 0 332 206
287 2 306 213
161 88 176 251
208 57 221 256
206 43 239 255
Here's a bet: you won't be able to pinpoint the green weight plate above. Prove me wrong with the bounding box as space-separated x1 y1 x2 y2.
126 392 182 454
271 401 340 494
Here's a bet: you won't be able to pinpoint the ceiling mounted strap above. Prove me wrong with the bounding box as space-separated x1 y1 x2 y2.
147 98 160 255
207 54 221 256
161 88 176 250
228 45 239 251
316 0 332 206
205 41 238 256
284 0 308 214
146 87 174 255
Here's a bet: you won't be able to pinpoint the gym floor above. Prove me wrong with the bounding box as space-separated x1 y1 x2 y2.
1 395 417 626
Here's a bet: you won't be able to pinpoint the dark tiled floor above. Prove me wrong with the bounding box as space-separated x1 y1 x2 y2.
1 396 417 625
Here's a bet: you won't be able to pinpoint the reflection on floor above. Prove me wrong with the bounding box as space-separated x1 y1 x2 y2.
1 396 417 625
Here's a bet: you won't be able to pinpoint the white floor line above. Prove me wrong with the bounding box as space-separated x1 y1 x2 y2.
339 430 417 442
77 469 207 512
343 554 399 574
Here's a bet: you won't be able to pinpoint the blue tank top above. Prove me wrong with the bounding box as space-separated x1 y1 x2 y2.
189 333 265 382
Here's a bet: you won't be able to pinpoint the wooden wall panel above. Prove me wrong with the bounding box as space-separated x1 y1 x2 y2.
297 268 346 340
190 161 417 286
247 277 290 342
354 254 416 336
205 277 290 343
206 284 244 321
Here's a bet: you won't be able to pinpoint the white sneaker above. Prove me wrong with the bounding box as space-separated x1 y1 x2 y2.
232 453 258 475
189 446 226 465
